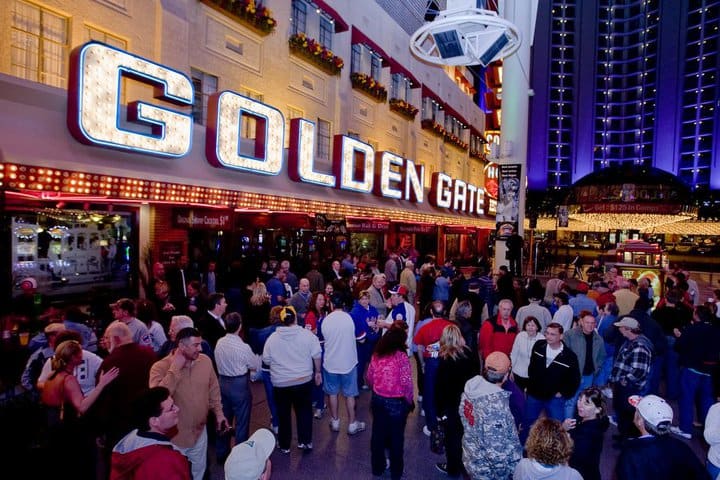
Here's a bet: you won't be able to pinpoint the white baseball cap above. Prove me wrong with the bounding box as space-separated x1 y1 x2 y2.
629 394 673 428
224 428 275 480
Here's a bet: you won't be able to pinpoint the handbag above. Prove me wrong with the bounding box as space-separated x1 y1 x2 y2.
430 417 447 454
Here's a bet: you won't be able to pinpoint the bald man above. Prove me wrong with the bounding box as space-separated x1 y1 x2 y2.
94 321 158 465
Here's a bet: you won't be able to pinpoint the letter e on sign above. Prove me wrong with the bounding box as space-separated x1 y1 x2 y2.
67 42 193 157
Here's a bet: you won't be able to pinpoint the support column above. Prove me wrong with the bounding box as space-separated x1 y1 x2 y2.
495 0 533 276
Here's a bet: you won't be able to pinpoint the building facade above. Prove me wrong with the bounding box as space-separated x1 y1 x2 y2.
0 0 496 300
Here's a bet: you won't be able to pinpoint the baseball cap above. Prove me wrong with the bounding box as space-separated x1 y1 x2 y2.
224 428 275 480
19 277 37 290
485 351 511 375
629 394 673 428
614 316 640 330
389 285 408 296
576 282 589 293
44 322 67 334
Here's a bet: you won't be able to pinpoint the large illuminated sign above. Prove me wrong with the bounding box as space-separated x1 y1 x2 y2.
67 42 487 217
67 42 193 158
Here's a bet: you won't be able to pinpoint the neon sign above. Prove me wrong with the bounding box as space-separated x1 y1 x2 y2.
67 42 487 217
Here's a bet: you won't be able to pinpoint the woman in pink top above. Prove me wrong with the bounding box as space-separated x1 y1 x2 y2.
366 320 414 480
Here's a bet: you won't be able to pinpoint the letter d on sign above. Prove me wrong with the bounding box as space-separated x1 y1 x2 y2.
67 41 193 158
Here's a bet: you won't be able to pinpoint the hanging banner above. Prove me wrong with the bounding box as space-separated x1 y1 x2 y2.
495 164 521 238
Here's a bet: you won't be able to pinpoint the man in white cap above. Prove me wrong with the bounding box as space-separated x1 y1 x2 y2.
616 394 708 480
609 316 653 440
224 428 275 480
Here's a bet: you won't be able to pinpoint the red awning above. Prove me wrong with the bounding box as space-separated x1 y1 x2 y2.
389 58 420 88
352 26 390 66
314 0 349 32
421 85 444 105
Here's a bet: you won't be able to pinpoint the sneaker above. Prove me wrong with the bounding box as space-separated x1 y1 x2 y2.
608 415 618 427
670 426 692 439
602 387 613 398
423 425 431 437
314 408 323 419
348 421 366 435
330 417 340 432
297 443 313 452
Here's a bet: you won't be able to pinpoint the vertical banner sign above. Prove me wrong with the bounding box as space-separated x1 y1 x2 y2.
495 164 521 238
558 205 569 228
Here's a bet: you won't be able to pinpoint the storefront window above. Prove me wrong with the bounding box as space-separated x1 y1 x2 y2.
11 208 134 298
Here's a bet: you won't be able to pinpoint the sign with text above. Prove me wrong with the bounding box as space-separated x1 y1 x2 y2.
172 208 231 230
397 223 437 234
158 241 184 265
496 164 521 238
345 218 391 233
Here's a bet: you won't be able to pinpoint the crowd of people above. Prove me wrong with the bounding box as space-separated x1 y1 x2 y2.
4 251 720 480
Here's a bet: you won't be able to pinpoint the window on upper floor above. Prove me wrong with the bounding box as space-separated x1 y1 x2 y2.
422 97 443 122
319 16 333 50
11 0 69 88
316 118 331 166
390 74 413 102
291 0 307 36
370 55 382 81
351 44 362 73
85 25 127 49
191 68 218 126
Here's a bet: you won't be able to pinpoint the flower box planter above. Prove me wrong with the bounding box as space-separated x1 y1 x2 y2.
288 33 344 75
470 149 485 160
444 131 469 150
421 118 447 138
389 98 419 120
350 72 387 103
201 0 277 36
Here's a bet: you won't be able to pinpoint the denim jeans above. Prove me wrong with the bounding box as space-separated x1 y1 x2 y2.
260 369 278 427
371 394 410 480
274 381 313 449
523 395 564 443
216 374 252 461
613 382 644 438
663 336 680 400
423 357 440 430
679 367 714 434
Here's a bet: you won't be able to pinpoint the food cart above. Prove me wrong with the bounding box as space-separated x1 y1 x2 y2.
606 240 668 302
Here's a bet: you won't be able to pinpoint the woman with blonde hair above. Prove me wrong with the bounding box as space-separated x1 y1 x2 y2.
247 281 271 330
41 340 119 477
434 324 480 477
514 418 582 479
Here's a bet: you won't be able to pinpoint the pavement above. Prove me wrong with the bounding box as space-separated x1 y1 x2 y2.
209 365 710 480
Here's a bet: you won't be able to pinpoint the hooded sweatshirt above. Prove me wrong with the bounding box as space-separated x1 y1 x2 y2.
513 458 583 480
110 430 190 480
459 375 522 480
262 324 322 387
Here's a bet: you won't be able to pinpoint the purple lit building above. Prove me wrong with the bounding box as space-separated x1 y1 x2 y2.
528 0 720 193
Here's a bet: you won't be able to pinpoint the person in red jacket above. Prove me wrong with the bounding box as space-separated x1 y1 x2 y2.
479 299 519 360
111 386 191 480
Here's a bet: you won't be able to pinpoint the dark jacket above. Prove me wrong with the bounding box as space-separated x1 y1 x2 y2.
435 347 480 418
616 434 710 480
569 416 609 480
675 321 720 374
527 340 580 399
198 312 226 349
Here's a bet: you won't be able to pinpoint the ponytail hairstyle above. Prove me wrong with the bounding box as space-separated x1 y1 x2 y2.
50 340 82 379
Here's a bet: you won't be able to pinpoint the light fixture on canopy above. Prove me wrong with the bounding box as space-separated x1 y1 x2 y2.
410 0 522 67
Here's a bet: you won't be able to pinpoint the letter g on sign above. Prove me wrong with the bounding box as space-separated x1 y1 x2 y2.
67 41 193 158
